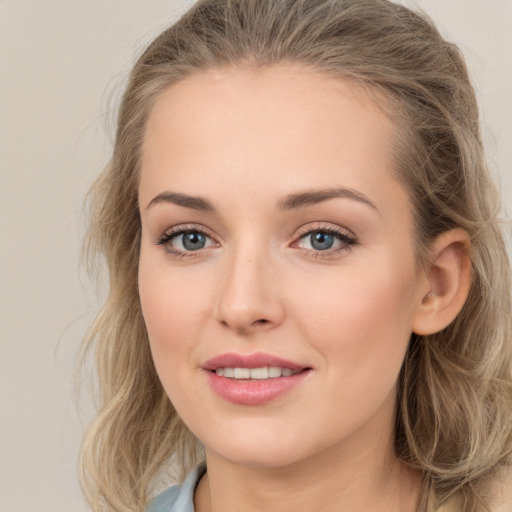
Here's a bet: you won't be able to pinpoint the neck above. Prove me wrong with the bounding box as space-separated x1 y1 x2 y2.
194 411 422 512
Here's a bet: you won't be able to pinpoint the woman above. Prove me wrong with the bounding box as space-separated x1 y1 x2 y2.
80 0 512 511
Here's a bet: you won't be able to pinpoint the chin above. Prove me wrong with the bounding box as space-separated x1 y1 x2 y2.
202 426 330 469
212 445 305 468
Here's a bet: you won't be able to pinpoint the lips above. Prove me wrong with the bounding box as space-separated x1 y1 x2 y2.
203 352 307 372
202 352 311 405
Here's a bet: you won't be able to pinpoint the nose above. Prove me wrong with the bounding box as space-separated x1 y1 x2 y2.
214 247 285 335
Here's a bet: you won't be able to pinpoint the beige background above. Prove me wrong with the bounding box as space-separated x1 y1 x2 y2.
1 1 511 511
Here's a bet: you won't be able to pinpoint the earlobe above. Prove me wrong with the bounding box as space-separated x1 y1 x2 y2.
412 228 472 335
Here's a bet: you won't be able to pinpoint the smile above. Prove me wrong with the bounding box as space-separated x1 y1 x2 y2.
214 367 302 379
202 353 312 405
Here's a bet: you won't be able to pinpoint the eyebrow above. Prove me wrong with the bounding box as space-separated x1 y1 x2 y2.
145 186 377 213
277 187 377 211
145 191 214 211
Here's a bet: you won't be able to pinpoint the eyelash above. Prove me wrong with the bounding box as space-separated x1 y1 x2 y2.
154 224 216 259
154 224 357 260
293 225 357 259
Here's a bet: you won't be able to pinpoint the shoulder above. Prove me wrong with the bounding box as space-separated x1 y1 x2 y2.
147 463 207 512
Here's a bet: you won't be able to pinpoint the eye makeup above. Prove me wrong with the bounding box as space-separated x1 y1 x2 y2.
153 221 357 261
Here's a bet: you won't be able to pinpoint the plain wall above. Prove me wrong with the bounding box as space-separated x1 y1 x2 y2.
1 1 510 511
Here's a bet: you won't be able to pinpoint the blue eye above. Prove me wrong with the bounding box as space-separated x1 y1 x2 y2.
309 231 334 251
180 231 207 251
296 228 356 254
156 228 215 255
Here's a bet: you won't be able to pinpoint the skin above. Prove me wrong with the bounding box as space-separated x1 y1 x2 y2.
138 65 470 512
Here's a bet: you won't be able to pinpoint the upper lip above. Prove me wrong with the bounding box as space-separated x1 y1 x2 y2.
202 352 309 372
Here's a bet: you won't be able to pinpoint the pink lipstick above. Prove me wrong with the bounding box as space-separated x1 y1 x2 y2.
202 352 311 405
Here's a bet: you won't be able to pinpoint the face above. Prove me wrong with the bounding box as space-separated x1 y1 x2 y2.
138 66 428 468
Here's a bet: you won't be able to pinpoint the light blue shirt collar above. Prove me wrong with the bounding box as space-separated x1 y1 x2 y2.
148 463 206 512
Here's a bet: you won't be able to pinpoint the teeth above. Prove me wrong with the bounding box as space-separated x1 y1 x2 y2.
215 366 300 379
234 368 250 379
250 367 269 379
268 366 281 378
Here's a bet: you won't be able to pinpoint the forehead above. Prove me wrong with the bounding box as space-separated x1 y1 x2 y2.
139 65 406 216
142 65 394 157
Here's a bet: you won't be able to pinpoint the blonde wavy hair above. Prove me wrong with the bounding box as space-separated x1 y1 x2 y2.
80 0 512 510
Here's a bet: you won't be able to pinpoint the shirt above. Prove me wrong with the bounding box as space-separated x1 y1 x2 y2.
148 464 206 512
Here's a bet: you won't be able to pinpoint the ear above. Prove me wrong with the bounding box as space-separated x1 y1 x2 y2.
412 228 472 335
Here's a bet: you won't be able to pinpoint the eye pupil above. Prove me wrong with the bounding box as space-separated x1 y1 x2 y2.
310 231 334 250
182 232 206 250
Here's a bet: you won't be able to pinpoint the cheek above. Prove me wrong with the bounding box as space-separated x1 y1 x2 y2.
285 261 417 438
291 255 417 374
137 251 210 383
139 238 213 325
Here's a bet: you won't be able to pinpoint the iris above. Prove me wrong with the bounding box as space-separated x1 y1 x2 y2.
310 231 334 251
182 232 206 251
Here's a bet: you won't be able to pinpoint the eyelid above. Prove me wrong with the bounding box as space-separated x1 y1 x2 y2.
160 223 216 238
295 222 356 240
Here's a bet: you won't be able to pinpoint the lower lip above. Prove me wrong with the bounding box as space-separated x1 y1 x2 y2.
205 370 310 405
